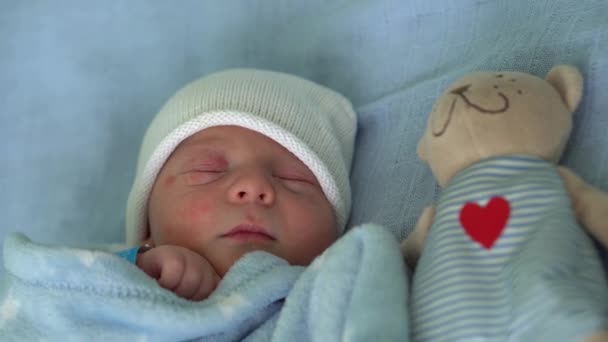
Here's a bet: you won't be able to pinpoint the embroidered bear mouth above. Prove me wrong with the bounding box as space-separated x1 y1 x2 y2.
432 84 510 137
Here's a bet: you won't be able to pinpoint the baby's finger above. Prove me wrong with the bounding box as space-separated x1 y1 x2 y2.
173 265 203 300
191 272 219 301
191 280 210 301
136 250 163 280
157 255 186 291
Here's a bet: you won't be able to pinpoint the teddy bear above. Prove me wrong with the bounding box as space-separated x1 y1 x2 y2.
401 65 608 342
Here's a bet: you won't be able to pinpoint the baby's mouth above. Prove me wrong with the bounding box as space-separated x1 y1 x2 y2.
221 224 276 242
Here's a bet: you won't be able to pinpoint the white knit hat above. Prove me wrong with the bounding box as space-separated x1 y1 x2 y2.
125 69 357 246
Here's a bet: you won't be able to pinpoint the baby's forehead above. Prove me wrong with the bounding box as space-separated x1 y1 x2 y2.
178 126 278 150
172 126 308 166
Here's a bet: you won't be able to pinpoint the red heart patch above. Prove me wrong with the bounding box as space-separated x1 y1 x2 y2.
459 196 510 249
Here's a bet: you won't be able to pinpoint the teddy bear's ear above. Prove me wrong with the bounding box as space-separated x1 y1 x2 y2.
545 65 583 113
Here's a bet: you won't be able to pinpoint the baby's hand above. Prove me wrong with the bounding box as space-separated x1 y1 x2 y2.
136 245 220 301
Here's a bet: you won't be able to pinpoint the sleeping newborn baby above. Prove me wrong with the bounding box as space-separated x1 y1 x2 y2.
0 69 410 341
119 69 357 300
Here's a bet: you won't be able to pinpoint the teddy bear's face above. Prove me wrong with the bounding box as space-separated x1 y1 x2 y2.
418 70 577 187
430 73 520 138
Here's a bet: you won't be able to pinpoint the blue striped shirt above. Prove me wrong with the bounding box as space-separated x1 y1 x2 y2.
411 156 608 341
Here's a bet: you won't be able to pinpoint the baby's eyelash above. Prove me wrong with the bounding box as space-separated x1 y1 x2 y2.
274 173 315 184
194 167 225 172
278 175 306 182
190 159 228 172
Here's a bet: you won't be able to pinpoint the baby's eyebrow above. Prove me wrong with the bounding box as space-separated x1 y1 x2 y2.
178 131 234 150
174 144 226 165
182 132 232 150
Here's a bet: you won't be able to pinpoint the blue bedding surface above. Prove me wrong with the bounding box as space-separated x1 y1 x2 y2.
1 0 607 272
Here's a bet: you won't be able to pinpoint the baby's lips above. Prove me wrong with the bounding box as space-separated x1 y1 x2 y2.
223 223 275 240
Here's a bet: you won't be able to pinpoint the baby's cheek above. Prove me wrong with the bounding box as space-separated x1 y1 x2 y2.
177 196 213 223
287 228 336 265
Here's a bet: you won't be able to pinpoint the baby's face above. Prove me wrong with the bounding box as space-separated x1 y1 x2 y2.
146 125 337 276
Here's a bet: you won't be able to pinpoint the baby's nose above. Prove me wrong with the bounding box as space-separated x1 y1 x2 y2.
228 171 275 206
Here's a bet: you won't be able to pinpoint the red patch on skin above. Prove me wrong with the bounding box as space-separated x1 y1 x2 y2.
179 199 211 222
209 155 228 170
164 175 176 187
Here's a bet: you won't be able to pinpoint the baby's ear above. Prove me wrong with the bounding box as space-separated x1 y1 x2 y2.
545 65 583 113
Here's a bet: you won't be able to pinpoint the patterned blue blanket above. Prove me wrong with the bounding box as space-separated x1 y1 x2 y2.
0 224 408 341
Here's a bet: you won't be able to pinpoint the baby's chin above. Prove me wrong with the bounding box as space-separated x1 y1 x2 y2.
205 238 334 277
207 245 275 277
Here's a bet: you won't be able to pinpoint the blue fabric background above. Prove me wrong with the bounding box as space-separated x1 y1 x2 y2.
1 0 607 274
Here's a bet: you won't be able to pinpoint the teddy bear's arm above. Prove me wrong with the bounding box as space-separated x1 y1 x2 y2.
401 206 435 269
583 331 608 342
558 166 608 248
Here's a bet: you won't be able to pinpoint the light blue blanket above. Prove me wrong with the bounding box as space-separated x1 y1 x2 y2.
0 224 409 341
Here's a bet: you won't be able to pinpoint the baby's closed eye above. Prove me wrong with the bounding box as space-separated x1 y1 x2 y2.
184 170 226 185
273 166 320 192
274 172 310 182
191 163 227 173
182 159 228 184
